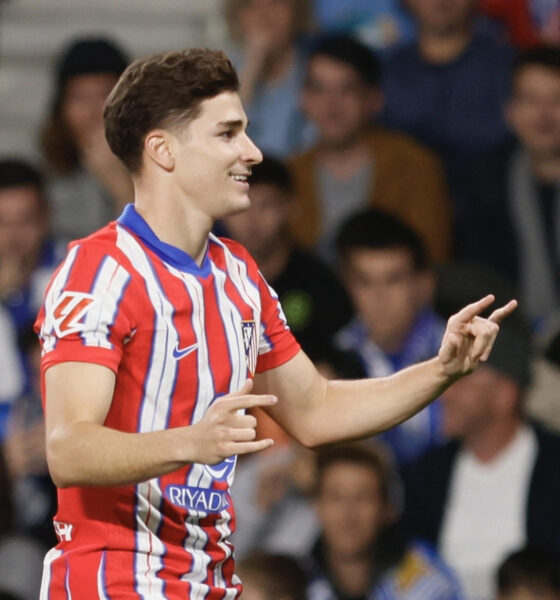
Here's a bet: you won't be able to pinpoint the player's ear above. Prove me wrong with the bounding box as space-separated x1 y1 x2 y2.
144 129 175 172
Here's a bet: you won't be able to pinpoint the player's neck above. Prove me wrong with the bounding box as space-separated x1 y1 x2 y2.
134 186 211 266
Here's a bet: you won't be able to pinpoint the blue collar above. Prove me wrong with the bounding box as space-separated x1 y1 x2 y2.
117 204 212 276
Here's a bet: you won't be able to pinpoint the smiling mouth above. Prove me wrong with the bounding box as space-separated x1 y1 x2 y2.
230 174 249 183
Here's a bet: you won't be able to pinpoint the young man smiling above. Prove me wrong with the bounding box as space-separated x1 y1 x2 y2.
35 48 516 599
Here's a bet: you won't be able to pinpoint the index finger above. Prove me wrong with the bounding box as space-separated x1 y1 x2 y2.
453 294 495 324
488 299 518 324
214 393 278 413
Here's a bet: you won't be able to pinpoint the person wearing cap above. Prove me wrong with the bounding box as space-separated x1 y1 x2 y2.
40 36 133 243
403 320 560 600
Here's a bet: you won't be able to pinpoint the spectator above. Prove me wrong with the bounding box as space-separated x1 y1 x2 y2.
230 345 363 559
335 208 446 466
496 546 560 600
222 155 353 359
313 0 416 50
0 159 64 389
3 326 56 549
403 318 560 600
382 0 513 222
461 46 560 332
289 34 451 262
236 551 308 600
40 36 132 243
480 0 560 49
0 307 23 432
224 0 314 158
304 443 463 599
0 443 45 600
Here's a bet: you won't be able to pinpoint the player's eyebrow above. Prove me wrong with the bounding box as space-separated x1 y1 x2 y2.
216 119 246 129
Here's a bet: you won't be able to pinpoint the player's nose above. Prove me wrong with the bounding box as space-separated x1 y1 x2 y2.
241 133 263 166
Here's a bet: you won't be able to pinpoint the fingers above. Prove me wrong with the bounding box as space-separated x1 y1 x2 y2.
452 294 495 324
229 378 253 397
438 333 460 364
215 389 277 413
467 316 499 363
233 438 275 456
488 299 518 324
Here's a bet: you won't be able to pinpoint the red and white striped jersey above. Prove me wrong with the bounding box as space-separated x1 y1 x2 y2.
35 204 300 599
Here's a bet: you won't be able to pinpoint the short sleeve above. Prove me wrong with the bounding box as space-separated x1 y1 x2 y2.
35 243 135 374
255 272 300 373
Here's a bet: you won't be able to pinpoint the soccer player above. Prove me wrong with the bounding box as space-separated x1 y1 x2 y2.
35 48 517 599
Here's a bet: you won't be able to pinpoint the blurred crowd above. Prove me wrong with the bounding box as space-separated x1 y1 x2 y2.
1 0 560 599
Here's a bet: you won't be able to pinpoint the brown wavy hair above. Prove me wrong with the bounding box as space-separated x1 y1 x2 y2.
104 48 239 174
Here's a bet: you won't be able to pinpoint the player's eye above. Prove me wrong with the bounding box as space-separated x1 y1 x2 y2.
220 129 235 139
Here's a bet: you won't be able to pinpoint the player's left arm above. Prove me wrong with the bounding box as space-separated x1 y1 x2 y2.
254 295 517 448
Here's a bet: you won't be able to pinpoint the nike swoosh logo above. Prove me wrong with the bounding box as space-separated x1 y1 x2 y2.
173 342 198 360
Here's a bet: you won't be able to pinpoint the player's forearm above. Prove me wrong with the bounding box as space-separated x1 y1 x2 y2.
302 357 453 447
46 421 195 488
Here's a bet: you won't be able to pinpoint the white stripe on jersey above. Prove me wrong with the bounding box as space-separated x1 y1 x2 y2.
174 271 213 588
218 240 285 356
175 269 215 423
82 255 131 348
40 245 80 353
40 548 63 600
64 561 73 600
209 261 246 392
117 225 181 600
97 552 110 600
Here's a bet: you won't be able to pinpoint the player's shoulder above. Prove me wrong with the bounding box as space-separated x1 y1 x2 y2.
63 221 133 269
210 234 255 264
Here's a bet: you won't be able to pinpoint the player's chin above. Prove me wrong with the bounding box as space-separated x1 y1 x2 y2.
221 194 251 218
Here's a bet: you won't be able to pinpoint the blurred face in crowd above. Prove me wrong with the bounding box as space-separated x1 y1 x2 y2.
61 73 119 147
303 56 382 148
343 247 429 352
498 586 560 600
0 185 47 264
237 0 297 52
315 461 390 557
507 65 560 159
222 181 291 259
441 366 518 440
405 0 476 34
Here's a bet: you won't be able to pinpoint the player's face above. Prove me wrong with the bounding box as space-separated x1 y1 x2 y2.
441 366 501 439
61 73 119 147
172 91 263 219
0 186 47 262
343 248 423 352
303 56 380 148
222 183 291 259
315 462 389 556
507 66 560 158
405 0 476 34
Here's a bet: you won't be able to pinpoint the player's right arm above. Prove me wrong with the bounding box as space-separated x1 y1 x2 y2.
45 364 275 488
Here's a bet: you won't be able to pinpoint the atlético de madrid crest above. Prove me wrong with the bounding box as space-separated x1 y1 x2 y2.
241 320 257 375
